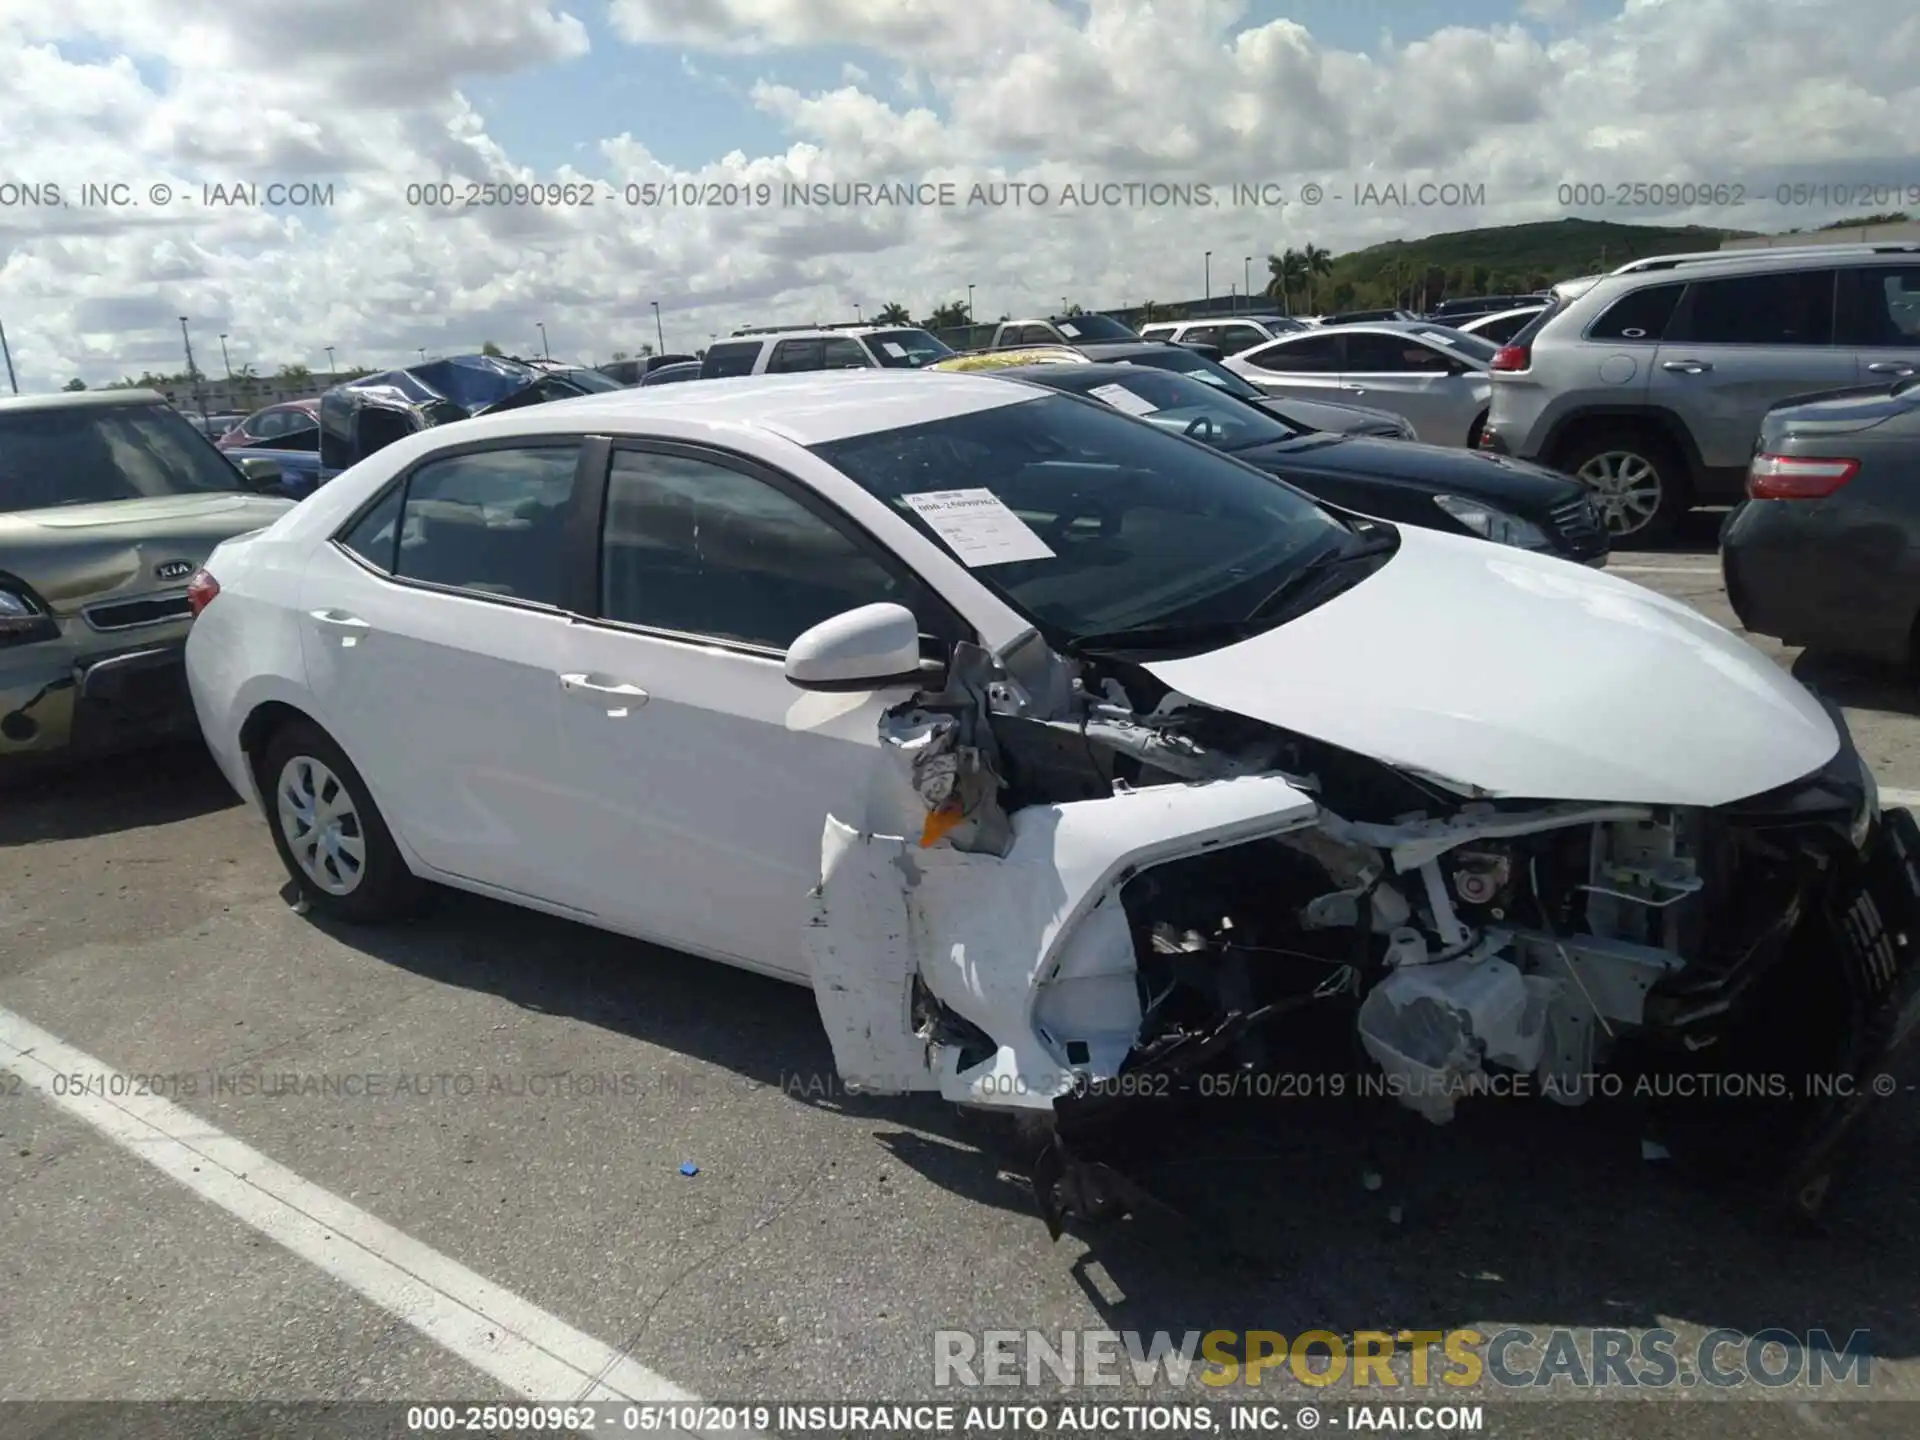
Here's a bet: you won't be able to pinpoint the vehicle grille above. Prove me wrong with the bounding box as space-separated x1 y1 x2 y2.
1548 494 1608 552
83 593 191 631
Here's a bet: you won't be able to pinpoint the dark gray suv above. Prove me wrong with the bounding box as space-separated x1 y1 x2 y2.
1477 243 1920 543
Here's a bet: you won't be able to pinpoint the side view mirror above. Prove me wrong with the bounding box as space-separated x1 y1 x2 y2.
236 456 283 491
785 603 927 692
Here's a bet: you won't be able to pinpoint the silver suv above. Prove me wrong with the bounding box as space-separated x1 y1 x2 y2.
1479 243 1920 542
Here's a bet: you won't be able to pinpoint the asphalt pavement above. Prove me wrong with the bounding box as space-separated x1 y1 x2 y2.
3 534 1919 1439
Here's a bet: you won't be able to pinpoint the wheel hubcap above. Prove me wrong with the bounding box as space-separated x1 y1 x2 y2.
1576 450 1664 537
276 755 366 896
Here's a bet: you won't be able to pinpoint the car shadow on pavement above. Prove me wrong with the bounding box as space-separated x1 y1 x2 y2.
1793 652 1920 722
0 741 240 846
315 884 1920 1371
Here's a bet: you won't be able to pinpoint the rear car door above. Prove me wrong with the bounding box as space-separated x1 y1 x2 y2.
818 336 873 369
297 441 588 903
1229 332 1349 403
553 443 969 974
1836 264 1920 384
1338 332 1478 444
1650 268 1854 472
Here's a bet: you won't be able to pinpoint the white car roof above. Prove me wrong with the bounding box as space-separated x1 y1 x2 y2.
405 370 1043 449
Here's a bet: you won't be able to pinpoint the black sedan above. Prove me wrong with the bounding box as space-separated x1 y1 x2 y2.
1723 378 1920 665
1000 362 1609 564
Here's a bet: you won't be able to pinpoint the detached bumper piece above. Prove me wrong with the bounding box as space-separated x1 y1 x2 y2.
66 643 195 755
1780 805 1920 1221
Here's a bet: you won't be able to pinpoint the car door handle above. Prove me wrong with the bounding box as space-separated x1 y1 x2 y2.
1661 360 1712 374
559 673 649 706
1866 361 1915 375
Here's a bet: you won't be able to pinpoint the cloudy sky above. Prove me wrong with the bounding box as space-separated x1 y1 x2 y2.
0 0 1914 387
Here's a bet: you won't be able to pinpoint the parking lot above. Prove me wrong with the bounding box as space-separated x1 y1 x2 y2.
4 527 1919 1436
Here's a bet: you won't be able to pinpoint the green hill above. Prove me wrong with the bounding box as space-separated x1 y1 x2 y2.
1273 218 1758 313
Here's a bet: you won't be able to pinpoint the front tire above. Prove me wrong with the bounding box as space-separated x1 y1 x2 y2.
1558 428 1688 546
258 720 422 922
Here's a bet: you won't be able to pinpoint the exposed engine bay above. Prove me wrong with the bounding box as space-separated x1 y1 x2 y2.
805 637 1920 1234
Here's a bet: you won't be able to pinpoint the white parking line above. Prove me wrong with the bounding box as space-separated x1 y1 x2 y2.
0 1004 749 1428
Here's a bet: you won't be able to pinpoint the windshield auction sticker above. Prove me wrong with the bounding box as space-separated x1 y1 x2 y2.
1088 382 1158 417
902 489 1056 566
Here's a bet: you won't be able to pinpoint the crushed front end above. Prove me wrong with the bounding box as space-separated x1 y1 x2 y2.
805 638 1920 1233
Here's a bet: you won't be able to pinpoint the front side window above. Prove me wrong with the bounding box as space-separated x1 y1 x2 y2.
818 337 871 369
384 445 581 606
1835 266 1920 347
0 403 246 513
1670 270 1837 346
598 450 918 651
811 392 1352 645
1213 325 1270 355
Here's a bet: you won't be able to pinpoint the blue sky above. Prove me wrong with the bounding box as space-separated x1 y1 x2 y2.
473 0 1571 174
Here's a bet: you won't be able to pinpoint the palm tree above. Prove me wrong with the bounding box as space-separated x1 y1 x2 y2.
875 301 912 324
1299 243 1332 310
480 340 503 356
63 377 86 391
1265 248 1310 314
1062 302 1085 316
1139 300 1160 323
925 301 971 329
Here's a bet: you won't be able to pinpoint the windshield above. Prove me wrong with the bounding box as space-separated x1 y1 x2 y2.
1406 326 1500 363
553 367 625 392
810 392 1352 644
866 329 955 368
0 403 246 513
1106 346 1269 402
1038 368 1303 451
1050 313 1137 342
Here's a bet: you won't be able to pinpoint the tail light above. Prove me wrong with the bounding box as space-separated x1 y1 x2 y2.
1747 453 1860 500
186 568 221 617
1489 344 1530 372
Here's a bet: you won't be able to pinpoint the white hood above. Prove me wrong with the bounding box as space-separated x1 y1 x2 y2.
1145 527 1839 807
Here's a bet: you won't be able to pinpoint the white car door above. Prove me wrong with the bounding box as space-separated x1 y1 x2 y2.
1225 331 1352 405
1338 331 1488 446
551 443 970 976
297 441 587 903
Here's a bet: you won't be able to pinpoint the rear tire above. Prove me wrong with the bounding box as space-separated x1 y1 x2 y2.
257 720 422 923
1557 428 1688 546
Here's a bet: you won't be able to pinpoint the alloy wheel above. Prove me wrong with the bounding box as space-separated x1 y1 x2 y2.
1576 450 1664 538
276 754 366 896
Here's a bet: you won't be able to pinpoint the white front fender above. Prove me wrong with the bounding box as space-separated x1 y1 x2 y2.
803 774 1321 1109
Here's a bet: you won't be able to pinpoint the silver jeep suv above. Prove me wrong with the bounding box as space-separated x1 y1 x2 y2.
1478 243 1920 543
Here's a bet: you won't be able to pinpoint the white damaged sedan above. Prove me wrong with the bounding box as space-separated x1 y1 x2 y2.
185 371 1920 1230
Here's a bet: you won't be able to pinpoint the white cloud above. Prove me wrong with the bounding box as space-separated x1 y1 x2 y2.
1 0 1916 387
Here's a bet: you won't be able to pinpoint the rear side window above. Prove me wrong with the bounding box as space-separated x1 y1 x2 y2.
1668 270 1837 345
375 445 581 606
701 342 761 378
339 482 406 571
766 339 824 372
1241 334 1341 373
1586 283 1685 342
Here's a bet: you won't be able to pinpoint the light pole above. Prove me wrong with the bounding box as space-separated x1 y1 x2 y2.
967 284 974 322
650 301 665 353
537 322 549 360
0 319 16 393
854 303 862 322
1204 251 1212 312
417 348 427 364
218 333 233 384
1244 256 1252 312
179 316 206 417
